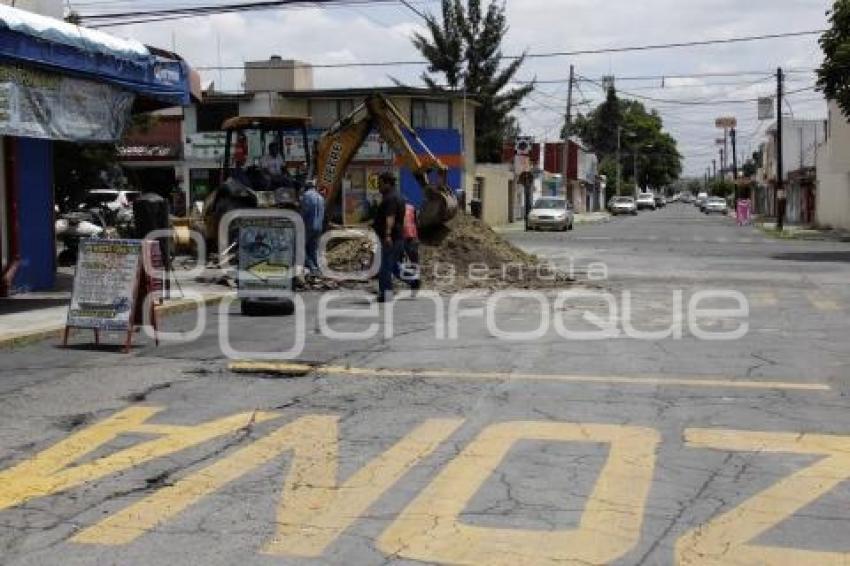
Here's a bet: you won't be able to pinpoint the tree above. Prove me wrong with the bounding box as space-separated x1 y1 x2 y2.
818 0 850 117
411 0 534 162
573 86 682 190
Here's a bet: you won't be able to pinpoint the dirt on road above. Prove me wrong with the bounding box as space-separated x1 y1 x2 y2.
325 214 575 292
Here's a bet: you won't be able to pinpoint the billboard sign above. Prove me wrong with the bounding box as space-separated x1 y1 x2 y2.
715 117 737 129
758 97 775 121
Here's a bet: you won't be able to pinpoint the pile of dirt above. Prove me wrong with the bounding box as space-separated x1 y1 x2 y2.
326 214 575 292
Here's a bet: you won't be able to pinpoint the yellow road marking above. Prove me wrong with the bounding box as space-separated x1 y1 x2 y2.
0 407 277 511
378 421 659 566
805 291 844 312
74 416 463 556
677 429 850 565
749 291 778 307
228 362 830 391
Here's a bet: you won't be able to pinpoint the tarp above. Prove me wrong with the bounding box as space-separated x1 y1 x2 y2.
0 5 190 107
0 63 134 141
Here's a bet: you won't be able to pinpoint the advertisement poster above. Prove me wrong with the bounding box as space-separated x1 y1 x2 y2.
237 218 297 298
0 64 134 142
67 240 142 331
342 167 390 225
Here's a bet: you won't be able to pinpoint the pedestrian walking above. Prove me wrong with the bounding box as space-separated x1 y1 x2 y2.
300 181 325 275
373 172 406 303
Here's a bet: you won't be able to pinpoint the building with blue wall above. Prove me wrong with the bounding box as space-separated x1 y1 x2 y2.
0 4 193 295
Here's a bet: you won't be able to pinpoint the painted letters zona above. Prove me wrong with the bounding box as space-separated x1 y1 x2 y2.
0 408 848 564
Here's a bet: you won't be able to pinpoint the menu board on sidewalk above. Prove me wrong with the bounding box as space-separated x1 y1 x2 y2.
67 240 143 331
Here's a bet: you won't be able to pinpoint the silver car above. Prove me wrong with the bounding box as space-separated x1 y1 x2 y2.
704 196 729 215
610 196 638 216
527 198 574 231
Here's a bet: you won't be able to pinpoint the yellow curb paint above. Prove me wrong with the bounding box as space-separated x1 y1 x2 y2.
378 421 659 566
677 429 850 565
227 362 830 391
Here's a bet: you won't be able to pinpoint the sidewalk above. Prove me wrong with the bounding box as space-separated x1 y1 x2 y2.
0 274 233 349
755 220 850 242
494 211 612 233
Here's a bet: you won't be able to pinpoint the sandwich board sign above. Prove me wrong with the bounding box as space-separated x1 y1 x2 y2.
65 239 160 351
236 217 297 298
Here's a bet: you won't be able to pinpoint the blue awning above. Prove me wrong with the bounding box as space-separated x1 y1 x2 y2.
0 5 191 107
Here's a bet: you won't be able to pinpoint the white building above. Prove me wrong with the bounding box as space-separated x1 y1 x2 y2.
816 100 850 231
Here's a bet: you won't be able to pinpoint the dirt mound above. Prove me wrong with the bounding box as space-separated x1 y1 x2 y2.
325 214 574 292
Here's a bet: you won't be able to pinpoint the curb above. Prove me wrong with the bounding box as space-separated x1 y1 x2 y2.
0 292 233 350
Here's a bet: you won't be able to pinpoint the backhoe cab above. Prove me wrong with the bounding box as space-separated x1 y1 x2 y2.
202 115 311 248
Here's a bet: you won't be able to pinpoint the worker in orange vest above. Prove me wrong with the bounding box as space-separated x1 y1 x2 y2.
400 202 422 292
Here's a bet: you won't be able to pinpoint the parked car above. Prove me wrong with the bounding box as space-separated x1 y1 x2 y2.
654 195 667 208
526 197 574 231
681 193 694 204
704 196 729 215
696 192 708 209
637 192 657 210
610 196 638 215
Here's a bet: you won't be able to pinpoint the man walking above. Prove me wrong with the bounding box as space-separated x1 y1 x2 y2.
373 172 406 303
300 181 325 275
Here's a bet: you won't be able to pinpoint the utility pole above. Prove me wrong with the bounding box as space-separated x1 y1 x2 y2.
731 127 738 202
776 67 786 232
723 128 729 177
562 64 574 203
634 151 639 196
731 128 738 179
616 126 622 196
719 148 724 179
712 159 717 180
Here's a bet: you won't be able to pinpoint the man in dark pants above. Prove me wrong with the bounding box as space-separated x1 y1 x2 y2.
373 172 406 303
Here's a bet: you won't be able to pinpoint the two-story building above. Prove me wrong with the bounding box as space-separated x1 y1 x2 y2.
755 118 826 224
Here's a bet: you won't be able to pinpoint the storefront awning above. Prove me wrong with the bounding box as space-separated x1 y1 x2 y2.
0 5 191 107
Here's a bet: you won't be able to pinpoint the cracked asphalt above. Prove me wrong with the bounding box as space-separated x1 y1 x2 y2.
2 203 850 565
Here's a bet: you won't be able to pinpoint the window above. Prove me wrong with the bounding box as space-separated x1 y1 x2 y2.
309 99 361 128
473 177 484 201
411 99 451 129
196 103 239 133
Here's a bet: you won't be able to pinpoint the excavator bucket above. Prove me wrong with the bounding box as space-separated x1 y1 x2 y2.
419 181 459 229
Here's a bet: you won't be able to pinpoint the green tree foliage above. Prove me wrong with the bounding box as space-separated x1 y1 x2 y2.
708 179 735 198
572 86 682 191
818 0 850 117
411 0 534 162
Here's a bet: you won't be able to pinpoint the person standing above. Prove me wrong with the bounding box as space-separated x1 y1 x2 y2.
373 172 406 303
300 181 325 275
401 202 422 292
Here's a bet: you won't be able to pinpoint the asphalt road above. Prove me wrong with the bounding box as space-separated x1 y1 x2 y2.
2 203 850 565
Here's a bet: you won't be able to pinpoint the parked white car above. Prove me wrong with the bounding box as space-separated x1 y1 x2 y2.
527 197 574 231
636 192 657 210
610 196 638 215
703 196 729 215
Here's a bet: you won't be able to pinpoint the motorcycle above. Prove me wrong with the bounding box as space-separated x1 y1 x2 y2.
55 205 110 266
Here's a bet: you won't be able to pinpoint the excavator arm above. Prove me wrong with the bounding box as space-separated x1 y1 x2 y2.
315 94 458 228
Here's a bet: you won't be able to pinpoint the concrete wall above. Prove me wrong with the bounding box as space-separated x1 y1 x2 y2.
474 164 512 227
816 101 850 230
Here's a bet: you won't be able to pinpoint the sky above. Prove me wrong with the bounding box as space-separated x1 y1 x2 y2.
70 0 833 176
